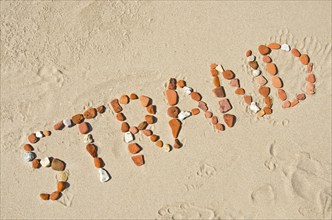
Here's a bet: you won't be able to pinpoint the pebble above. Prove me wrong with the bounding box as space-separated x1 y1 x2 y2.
223 114 235 127
252 69 261 77
282 100 291 108
243 95 252 105
150 134 159 142
86 144 97 157
119 95 130 104
262 56 272 63
35 131 44 138
281 44 291 51
53 121 65 130
43 130 51 136
191 108 200 115
296 93 306 101
131 154 145 166
177 80 186 88
291 48 301 57
235 88 245 95
110 99 123 113
204 111 213 118
155 140 163 148
306 73 316 83
50 191 61 201
258 45 270 55
255 75 267 86
83 134 94 143
210 63 217 69
28 133 39 144
268 43 281 49
167 106 180 118
212 87 225 98
128 143 141 154
290 99 299 107
51 158 66 171
247 55 255 62
23 152 36 162
40 193 50 200
300 54 310 65
278 89 287 101
198 101 208 112
143 129 153 136
147 105 157 114
263 107 272 115
83 107 97 119
56 170 69 182
250 102 260 113
96 105 106 113
259 86 270 97
124 131 134 143
164 144 172 152
248 61 259 69
257 109 266 117
264 96 273 108
306 82 315 94
271 76 283 88
72 114 84 124
210 68 218 76
173 139 183 149
78 122 90 134
219 98 232 113
307 63 313 73
169 118 181 138
32 159 41 169
145 115 156 124
63 118 73 127
129 126 139 134
168 78 177 90
23 144 34 152
230 78 240 87
165 89 178 106
116 113 125 121
216 64 224 73
137 121 148 130
215 123 225 131
178 111 191 121
94 157 104 168
99 168 111 182
183 86 193 95
222 70 235 79
246 50 252 57
211 116 218 125
190 92 202 101
129 93 138 100
266 63 277 75
57 181 66 192
40 157 51 167
139 96 151 107
121 122 130 132
213 76 221 87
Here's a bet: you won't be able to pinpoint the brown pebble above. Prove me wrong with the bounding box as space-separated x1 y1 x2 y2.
177 80 186 88
263 107 272 115
268 43 281 49
262 56 272 63
291 48 301 57
167 106 180 118
282 100 291 108
198 101 208 112
245 50 252 57
78 122 90 134
166 89 178 106
119 95 130 105
235 88 245 95
290 99 299 107
211 116 218 125
51 158 66 171
215 123 225 131
142 129 153 136
128 143 142 154
129 93 138 100
150 134 159 142
23 144 34 152
129 126 139 134
86 144 97 157
155 140 163 148
296 93 306 101
259 86 270 97
32 159 41 169
222 70 235 79
266 63 277 75
139 96 151 107
210 68 218 77
28 133 39 144
210 63 217 69
40 193 50 200
173 139 183 149
264 96 273 108
277 89 287 101
50 191 61 201
204 111 213 118
190 92 202 101
94 157 104 168
213 76 221 87
43 130 51 136
306 73 316 83
145 115 156 124
96 105 106 113
191 108 200 115
116 113 126 121
248 61 259 70
258 45 270 55
53 121 65 130
83 107 97 119
271 76 283 88
223 114 235 128
168 78 177 90
212 87 226 98
169 118 181 138
110 99 122 113
147 105 157 114
72 114 84 124
57 181 66 192
121 122 130 132
244 95 252 105
299 54 310 65
131 154 145 166
137 121 148 130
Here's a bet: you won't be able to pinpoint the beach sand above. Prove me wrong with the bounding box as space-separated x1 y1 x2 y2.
1 1 331 219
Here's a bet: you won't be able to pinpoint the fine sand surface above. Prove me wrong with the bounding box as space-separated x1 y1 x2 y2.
1 1 331 219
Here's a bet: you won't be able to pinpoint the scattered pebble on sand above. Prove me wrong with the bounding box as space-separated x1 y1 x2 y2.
281 43 291 51
124 131 134 143
99 168 110 182
40 157 51 167
178 111 191 121
23 152 36 162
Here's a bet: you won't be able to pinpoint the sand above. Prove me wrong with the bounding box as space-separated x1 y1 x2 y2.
1 1 331 219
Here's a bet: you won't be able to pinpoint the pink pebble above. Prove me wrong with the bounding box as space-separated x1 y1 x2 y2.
296 93 306 101
255 75 267 86
307 62 313 73
262 56 272 63
306 83 315 95
129 126 139 134
282 100 291 108
219 98 232 113
230 78 240 87
204 111 213 118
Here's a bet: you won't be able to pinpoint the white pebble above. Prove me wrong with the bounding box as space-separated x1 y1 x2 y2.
247 55 256 62
99 168 111 182
250 102 260 113
164 144 172 152
56 170 69 182
23 152 36 162
252 69 261 77
216 64 224 73
178 111 191 121
40 157 51 167
35 131 44 138
281 44 291 52
183 86 192 95
83 134 94 143
63 119 72 127
124 132 134 143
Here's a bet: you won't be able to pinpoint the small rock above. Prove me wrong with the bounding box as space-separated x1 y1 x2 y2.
247 55 255 62
32 159 41 169
216 64 224 73
35 131 43 138
255 75 267 86
230 78 240 87
223 114 236 127
213 76 220 87
83 107 97 119
40 157 51 167
263 107 272 115
150 134 159 142
219 98 232 113
258 45 270 55
257 109 266 117
307 62 313 73
56 170 69 182
262 56 272 63
300 54 310 65
119 95 130 104
23 144 34 152
204 111 213 118
169 118 181 138
296 93 306 101
121 122 130 133
167 106 180 118
110 99 122 113
168 78 177 90
282 100 291 108
116 112 126 121
281 44 291 51
222 70 235 79
212 87 225 98
178 111 191 121
174 139 183 149
266 63 277 75
278 89 287 101
306 73 316 83
165 89 178 106
50 191 61 201
131 154 145 166
83 134 94 143
57 181 66 192
271 76 283 88
243 95 252 105
210 63 217 69
72 114 84 124
96 105 106 113
246 50 252 57
94 157 104 168
259 86 270 97
235 88 245 95
78 122 90 134
164 144 172 152
191 108 200 115
129 126 139 134
23 152 36 162
290 99 299 107
147 105 157 114
63 119 72 127
252 69 261 77
129 93 138 100
267 42 281 49
28 133 39 144
139 96 151 107
51 158 66 171
250 102 260 113
86 144 97 157
137 121 148 130
183 86 193 95
211 116 218 125
177 80 186 88
248 61 259 69
155 140 163 148
128 143 142 154
53 121 65 130
99 168 111 182
40 193 50 200
190 92 202 101
306 82 315 95
145 115 156 124
124 132 134 143
264 96 273 107
210 68 218 76
43 130 51 136
215 123 225 131
291 48 301 57
198 101 208 112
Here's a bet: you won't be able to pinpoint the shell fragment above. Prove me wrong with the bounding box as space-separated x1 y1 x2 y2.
83 134 94 144
178 111 191 121
216 64 224 73
124 132 134 143
247 55 256 62
99 168 111 182
250 102 260 113
281 44 291 52
35 131 44 138
40 157 51 167
252 69 261 77
183 86 193 95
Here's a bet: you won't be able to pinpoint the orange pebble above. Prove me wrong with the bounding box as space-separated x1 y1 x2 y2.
147 105 157 114
32 159 41 169
131 154 145 166
245 50 252 57
121 122 130 132
177 80 186 88
243 95 252 105
142 129 153 136
282 100 291 108
264 96 273 107
263 107 272 115
215 123 225 131
299 54 310 65
40 193 50 200
129 93 138 100
266 63 277 75
128 143 142 154
259 86 270 97
116 113 126 121
213 76 221 87
191 108 200 115
150 134 159 142
210 63 217 69
222 70 235 79
267 43 281 49
290 99 299 107
57 181 66 192
43 130 51 136
119 95 130 104
278 89 287 101
145 115 156 124
50 191 61 201
23 144 34 152
248 61 259 70
306 73 316 83
190 92 202 101
291 48 301 57
155 140 163 148
94 157 104 168
235 88 245 95
210 68 218 77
